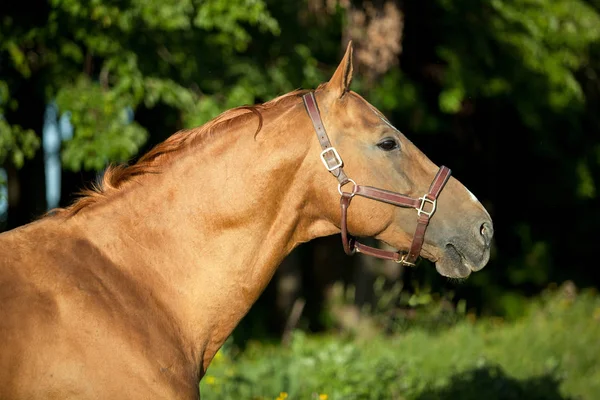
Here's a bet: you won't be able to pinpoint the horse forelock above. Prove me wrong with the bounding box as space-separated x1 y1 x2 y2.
51 88 315 217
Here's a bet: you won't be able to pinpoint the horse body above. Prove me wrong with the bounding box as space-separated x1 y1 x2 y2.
0 96 323 399
0 42 493 398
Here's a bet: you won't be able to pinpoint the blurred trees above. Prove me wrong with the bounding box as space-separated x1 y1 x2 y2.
392 0 600 317
1 0 599 320
0 0 333 226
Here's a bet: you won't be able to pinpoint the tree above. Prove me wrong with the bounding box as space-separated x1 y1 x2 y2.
0 0 341 226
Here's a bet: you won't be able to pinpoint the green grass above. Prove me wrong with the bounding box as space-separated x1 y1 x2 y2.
200 287 600 399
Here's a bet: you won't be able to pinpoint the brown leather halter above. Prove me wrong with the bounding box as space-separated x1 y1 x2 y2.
302 92 452 266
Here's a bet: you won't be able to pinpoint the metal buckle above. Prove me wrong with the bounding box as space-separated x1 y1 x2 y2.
417 196 437 217
396 254 416 267
320 147 343 171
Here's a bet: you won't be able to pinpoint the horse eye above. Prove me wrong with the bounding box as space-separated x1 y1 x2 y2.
377 138 399 151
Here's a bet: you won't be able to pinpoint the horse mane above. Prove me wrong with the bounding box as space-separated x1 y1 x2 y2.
53 88 317 217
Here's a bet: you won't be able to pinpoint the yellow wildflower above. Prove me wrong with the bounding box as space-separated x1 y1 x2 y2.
319 394 328 400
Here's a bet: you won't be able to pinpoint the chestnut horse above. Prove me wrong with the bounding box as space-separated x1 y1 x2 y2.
0 42 493 399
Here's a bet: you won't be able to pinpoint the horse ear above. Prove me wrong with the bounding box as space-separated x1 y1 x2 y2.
326 41 354 98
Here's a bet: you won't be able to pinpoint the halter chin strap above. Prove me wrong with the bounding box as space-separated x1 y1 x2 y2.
302 91 451 266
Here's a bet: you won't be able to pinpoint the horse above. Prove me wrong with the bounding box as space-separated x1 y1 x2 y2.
0 42 493 399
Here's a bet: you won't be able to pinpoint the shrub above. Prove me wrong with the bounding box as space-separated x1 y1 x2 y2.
200 285 600 399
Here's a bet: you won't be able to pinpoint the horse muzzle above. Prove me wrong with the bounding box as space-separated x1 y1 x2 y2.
435 219 494 278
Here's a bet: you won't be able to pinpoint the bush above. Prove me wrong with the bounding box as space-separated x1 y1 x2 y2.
200 285 600 399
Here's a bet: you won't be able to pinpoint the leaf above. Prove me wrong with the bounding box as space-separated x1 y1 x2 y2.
439 86 465 114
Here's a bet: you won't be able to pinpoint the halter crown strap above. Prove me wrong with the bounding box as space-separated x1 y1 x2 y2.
302 91 451 266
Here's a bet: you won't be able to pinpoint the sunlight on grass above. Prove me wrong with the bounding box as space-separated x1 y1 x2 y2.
200 286 600 399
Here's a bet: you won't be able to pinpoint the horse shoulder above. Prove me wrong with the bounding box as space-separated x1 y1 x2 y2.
0 219 199 399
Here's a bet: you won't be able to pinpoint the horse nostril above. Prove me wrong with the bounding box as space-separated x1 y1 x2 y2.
480 221 493 245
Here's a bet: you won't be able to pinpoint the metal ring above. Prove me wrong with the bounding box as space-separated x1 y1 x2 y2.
338 179 357 196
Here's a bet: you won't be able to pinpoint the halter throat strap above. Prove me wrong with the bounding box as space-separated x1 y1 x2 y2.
302 91 451 266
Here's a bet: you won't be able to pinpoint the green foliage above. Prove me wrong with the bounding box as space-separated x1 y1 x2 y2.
576 160 596 198
55 78 147 171
0 119 39 169
201 286 600 399
194 0 280 51
322 278 466 336
0 0 288 172
436 0 600 119
367 70 441 133
0 81 40 168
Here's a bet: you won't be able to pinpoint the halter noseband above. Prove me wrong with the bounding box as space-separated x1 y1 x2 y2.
302 92 451 266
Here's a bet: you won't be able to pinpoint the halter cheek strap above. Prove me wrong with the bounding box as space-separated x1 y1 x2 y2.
303 91 349 185
302 91 451 266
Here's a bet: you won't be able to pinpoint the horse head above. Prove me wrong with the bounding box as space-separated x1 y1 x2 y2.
306 42 493 278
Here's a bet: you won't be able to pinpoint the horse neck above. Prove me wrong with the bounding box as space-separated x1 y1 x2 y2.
69 105 334 372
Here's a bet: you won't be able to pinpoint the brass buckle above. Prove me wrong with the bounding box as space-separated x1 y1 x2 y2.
396 254 416 267
417 196 436 217
320 147 343 171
